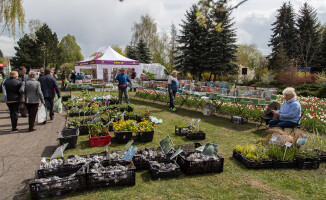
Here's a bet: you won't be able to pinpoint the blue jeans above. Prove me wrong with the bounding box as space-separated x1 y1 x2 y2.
118 87 130 104
169 91 177 108
269 119 297 129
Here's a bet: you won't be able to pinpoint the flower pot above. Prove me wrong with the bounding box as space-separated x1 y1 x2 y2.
114 131 133 144
137 131 154 143
89 131 111 147
58 128 79 149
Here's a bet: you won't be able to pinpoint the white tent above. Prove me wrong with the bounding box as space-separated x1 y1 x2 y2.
74 45 140 82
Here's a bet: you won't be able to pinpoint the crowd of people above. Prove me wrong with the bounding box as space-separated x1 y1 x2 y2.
0 67 60 132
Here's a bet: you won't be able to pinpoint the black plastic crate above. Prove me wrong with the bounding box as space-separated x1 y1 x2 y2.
62 95 71 101
186 131 206 140
86 162 135 188
68 111 95 117
272 159 296 169
232 149 273 169
132 148 158 171
149 160 180 180
114 131 133 144
36 163 84 179
67 151 108 164
175 125 192 136
177 152 224 175
30 173 86 199
137 131 154 143
295 157 320 169
315 149 326 162
231 116 248 124
58 128 79 149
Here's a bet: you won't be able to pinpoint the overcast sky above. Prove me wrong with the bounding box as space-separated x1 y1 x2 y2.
1 0 326 59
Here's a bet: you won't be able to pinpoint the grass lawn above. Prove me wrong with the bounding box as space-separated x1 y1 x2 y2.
59 90 326 200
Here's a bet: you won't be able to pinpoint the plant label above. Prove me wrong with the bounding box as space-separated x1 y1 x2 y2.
51 143 68 159
170 148 183 160
188 119 195 127
122 146 138 161
159 135 174 154
193 119 201 127
296 136 308 146
271 137 277 142
119 140 134 158
285 142 292 147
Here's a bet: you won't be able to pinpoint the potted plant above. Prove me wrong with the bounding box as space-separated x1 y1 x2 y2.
136 120 155 142
233 144 272 169
295 149 320 169
113 120 137 143
87 121 111 147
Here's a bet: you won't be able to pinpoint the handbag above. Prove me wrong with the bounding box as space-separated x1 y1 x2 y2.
120 84 127 88
0 80 7 103
19 81 26 103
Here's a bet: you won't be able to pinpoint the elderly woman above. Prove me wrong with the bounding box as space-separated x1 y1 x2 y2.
0 71 22 131
20 71 45 132
167 70 179 112
269 87 301 129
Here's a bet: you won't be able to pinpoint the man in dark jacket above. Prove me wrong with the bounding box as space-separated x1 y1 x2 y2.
1 71 22 131
38 68 61 123
115 68 131 104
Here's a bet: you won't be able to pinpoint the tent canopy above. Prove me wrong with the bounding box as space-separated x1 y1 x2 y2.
0 64 6 67
75 45 139 66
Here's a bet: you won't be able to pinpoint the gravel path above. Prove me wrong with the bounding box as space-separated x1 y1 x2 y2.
0 102 67 200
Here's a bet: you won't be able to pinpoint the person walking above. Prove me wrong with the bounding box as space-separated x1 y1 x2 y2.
61 70 67 90
115 68 131 104
39 67 45 78
38 68 61 124
69 71 76 83
167 70 179 112
18 66 28 117
0 71 22 131
20 71 45 132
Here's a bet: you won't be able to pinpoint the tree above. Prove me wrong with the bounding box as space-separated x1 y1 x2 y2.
0 49 3 58
58 34 83 65
111 44 126 56
131 14 159 54
296 2 322 83
137 39 151 63
175 4 208 80
268 2 298 67
11 34 41 70
28 19 42 41
0 0 25 37
313 25 326 71
125 45 138 60
152 32 169 67
272 43 292 71
236 44 264 69
35 24 60 69
167 23 178 73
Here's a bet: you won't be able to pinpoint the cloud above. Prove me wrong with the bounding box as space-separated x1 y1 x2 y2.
0 36 17 57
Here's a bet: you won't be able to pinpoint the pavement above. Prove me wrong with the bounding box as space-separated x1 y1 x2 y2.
0 102 67 200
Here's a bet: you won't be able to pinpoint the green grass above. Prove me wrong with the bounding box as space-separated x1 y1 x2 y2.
59 90 326 200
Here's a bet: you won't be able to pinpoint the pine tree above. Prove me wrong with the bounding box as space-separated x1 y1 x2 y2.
207 0 238 80
175 4 207 80
313 26 326 71
125 45 138 60
0 49 3 58
296 2 322 76
137 39 151 63
268 2 298 69
272 43 292 71
11 34 42 70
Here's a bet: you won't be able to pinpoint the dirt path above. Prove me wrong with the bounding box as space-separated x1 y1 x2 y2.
0 103 67 200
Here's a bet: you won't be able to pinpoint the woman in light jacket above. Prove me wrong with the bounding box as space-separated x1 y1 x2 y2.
20 71 45 132
167 70 179 112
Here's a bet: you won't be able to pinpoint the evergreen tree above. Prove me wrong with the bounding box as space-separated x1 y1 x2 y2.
35 24 60 69
313 26 326 71
272 43 292 71
11 34 41 70
125 45 138 60
207 0 238 80
137 38 151 63
175 4 207 80
268 2 298 69
296 2 322 75
0 49 3 58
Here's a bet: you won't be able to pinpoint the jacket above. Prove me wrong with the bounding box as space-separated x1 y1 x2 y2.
20 78 45 104
18 74 28 82
167 76 179 92
1 78 22 102
277 99 301 124
115 74 131 88
38 74 61 98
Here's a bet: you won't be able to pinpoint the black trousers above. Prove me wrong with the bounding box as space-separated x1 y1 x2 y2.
6 102 20 129
26 103 39 130
44 97 54 120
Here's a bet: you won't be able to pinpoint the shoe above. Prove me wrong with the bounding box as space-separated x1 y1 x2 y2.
12 128 18 131
172 108 176 112
50 117 54 120
29 128 36 132
42 121 47 125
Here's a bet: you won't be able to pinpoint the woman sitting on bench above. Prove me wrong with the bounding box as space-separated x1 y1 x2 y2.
269 87 301 129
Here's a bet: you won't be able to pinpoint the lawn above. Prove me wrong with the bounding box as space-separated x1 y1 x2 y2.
58 90 326 200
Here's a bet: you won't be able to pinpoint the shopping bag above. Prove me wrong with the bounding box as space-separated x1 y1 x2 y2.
38 105 46 123
0 80 7 103
53 98 62 113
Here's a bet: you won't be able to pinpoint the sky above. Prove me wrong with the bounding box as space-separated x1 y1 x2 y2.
1 0 326 59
